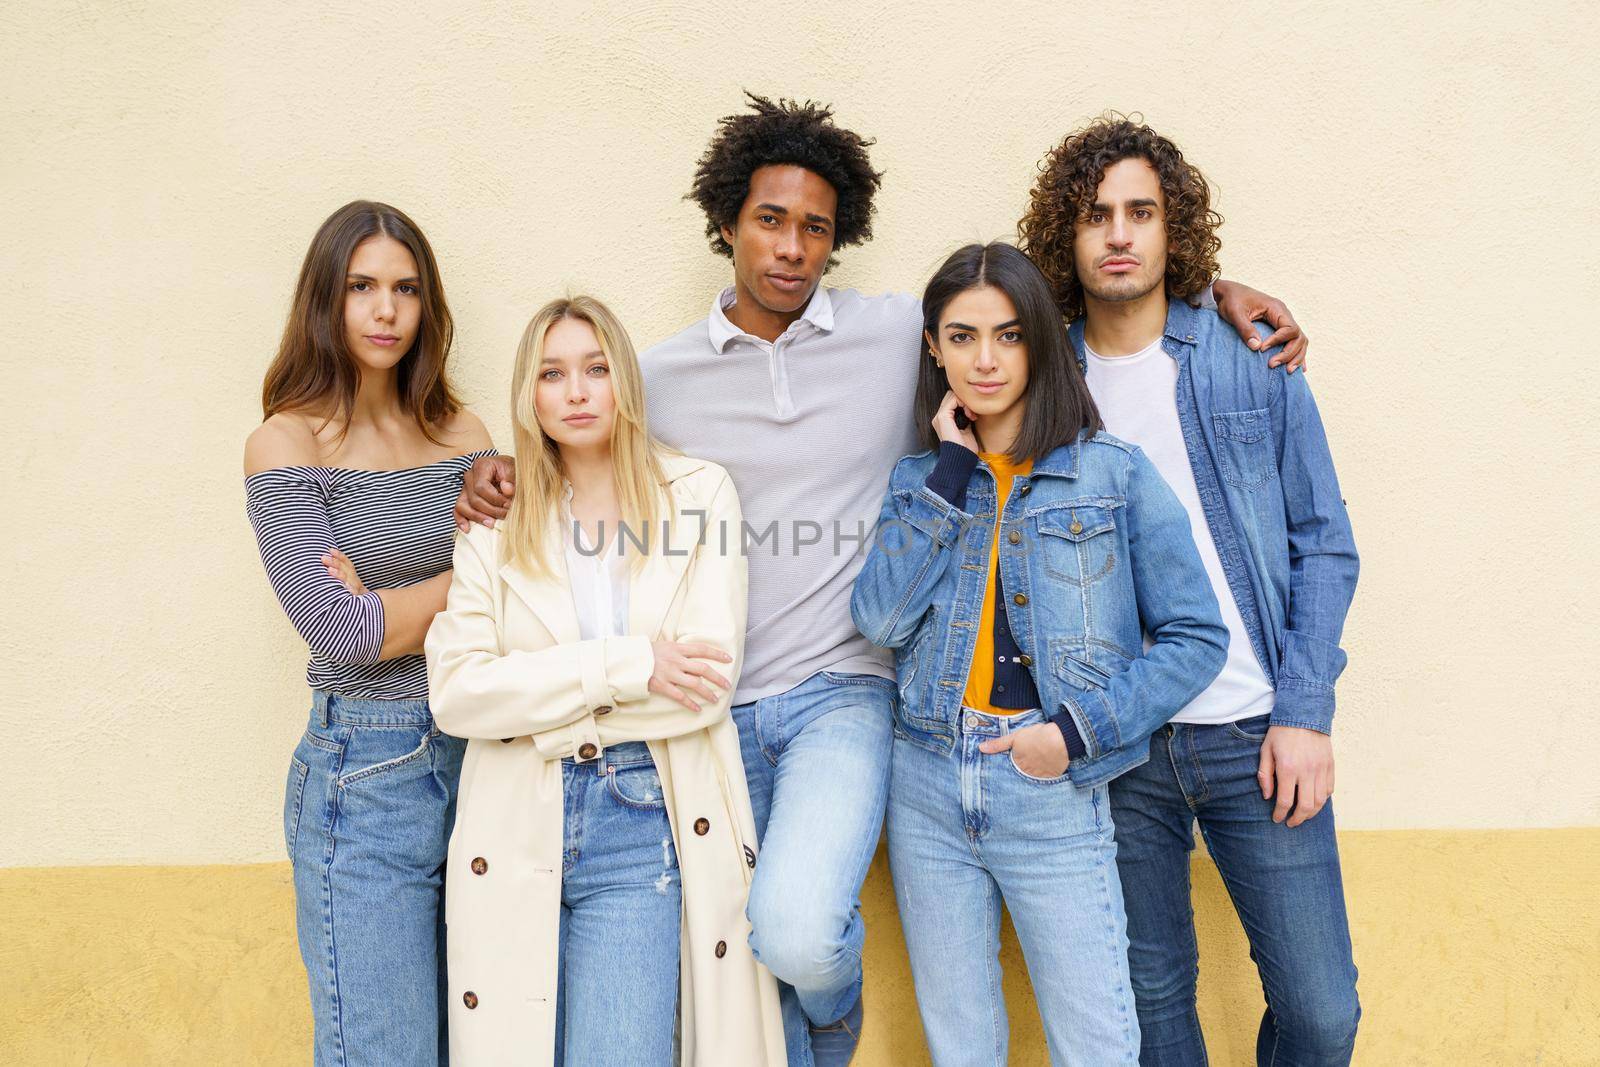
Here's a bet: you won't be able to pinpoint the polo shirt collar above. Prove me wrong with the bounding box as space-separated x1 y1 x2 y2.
706 283 834 353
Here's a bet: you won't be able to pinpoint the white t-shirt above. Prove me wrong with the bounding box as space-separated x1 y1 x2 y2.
1084 336 1275 725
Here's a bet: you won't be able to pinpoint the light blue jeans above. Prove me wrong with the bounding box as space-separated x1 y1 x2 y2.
888 707 1141 1066
553 740 682 1065
735 669 897 1067
285 691 466 1067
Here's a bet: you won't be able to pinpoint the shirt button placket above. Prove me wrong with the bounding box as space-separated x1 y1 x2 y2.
772 342 787 417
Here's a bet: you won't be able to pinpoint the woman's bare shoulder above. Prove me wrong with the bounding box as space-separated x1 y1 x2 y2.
441 406 495 452
244 412 323 475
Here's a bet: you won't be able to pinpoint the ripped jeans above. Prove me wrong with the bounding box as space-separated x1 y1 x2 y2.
553 740 682 1065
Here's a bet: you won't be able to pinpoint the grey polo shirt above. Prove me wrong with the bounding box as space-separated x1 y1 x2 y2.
642 285 923 705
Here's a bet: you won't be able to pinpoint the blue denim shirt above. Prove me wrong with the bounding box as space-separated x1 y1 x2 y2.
1069 300 1360 734
850 430 1229 788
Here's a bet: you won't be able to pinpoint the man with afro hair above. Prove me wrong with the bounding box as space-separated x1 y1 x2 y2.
652 93 916 1066
459 94 1309 1066
463 93 918 1066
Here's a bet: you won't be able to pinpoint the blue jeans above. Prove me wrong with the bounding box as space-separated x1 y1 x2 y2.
553 741 682 1066
1110 714 1360 1066
735 670 896 1067
888 707 1140 1066
285 692 466 1067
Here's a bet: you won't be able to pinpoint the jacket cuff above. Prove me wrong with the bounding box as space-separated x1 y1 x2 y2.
1270 629 1347 734
924 442 979 508
1269 682 1334 735
901 484 971 549
1278 629 1349 689
1047 711 1089 761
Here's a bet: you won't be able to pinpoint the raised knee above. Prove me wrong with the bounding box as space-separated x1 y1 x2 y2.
746 905 854 989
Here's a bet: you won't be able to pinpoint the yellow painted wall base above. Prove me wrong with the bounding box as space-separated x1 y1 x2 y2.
3 830 1596 1065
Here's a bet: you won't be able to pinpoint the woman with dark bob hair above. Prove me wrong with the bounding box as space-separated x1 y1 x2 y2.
244 200 494 1065
851 241 1229 1065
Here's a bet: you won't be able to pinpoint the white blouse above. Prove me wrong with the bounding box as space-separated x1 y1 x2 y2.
560 483 630 641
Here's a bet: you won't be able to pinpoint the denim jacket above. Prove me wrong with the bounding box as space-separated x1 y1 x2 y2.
1069 301 1360 734
850 430 1229 787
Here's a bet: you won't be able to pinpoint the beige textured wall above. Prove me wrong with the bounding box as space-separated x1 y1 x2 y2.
2 0 1597 872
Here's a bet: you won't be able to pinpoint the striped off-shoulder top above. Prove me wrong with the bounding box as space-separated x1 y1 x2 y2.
244 450 496 699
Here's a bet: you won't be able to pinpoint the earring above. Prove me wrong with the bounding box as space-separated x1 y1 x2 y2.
935 359 944 368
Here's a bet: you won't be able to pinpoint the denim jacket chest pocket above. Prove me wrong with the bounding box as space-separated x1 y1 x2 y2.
1212 407 1276 491
1029 500 1120 588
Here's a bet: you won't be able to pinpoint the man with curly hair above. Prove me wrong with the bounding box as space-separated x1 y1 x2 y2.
459 95 1311 1066
1020 116 1362 1065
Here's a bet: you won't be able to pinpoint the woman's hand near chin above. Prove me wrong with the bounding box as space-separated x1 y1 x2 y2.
933 389 979 452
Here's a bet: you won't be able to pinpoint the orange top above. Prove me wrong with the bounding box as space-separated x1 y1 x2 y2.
962 451 1034 716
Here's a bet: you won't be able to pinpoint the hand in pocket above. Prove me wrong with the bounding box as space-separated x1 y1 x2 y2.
980 722 1069 779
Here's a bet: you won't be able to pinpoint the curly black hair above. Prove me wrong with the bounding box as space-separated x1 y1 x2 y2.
687 92 883 267
1018 114 1222 321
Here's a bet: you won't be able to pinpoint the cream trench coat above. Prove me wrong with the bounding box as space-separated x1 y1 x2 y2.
424 453 785 1066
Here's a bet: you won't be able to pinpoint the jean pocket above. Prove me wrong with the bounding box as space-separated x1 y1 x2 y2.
607 760 667 810
301 727 344 756
1226 714 1272 743
1006 751 1072 785
336 727 435 789
1213 408 1276 491
283 756 310 856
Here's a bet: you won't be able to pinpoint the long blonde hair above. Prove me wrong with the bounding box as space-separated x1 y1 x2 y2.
501 295 670 578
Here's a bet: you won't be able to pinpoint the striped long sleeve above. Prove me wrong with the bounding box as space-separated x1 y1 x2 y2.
245 468 386 666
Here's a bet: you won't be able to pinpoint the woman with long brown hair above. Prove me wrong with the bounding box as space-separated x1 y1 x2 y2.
244 200 493 1065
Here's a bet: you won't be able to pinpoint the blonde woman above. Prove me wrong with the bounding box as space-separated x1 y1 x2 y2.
424 295 785 1065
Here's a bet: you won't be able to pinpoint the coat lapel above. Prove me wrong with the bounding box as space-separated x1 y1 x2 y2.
497 523 581 646
626 506 696 639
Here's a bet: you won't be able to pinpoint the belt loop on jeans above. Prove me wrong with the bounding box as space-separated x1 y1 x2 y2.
313 691 330 729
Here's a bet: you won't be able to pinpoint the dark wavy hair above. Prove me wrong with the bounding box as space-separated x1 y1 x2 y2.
915 243 1101 464
1018 114 1222 321
687 92 883 268
262 200 460 443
